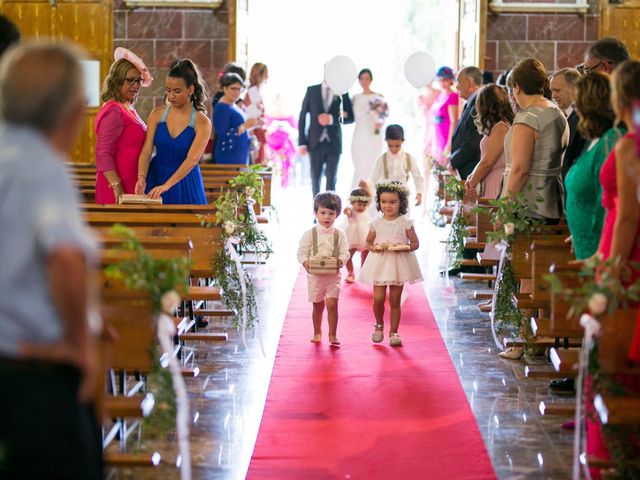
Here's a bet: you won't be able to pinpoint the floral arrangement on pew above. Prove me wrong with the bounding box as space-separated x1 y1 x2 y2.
444 176 467 268
104 224 192 477
473 187 544 343
199 166 273 343
545 256 640 478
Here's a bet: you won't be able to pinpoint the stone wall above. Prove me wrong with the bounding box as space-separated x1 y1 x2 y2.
484 0 600 78
113 0 229 120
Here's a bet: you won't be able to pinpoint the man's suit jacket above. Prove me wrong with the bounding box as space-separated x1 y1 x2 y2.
298 84 354 154
562 109 586 179
450 91 483 180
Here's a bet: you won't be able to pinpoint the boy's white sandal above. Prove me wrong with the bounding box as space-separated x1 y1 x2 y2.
372 324 384 343
389 333 402 346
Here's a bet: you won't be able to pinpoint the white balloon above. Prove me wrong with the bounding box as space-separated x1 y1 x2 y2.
404 52 436 89
324 55 357 95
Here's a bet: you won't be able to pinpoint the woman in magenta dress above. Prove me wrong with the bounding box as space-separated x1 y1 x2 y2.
94 48 151 204
426 66 459 167
587 60 640 479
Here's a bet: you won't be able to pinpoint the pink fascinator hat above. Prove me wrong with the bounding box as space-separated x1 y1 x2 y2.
114 47 153 87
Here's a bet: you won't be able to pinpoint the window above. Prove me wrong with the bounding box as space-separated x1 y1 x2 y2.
489 0 589 13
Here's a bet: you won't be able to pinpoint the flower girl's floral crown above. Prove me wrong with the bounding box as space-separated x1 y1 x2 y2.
375 180 409 198
349 194 371 204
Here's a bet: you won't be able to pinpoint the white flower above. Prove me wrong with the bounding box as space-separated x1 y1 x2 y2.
588 292 608 316
160 289 180 315
504 222 515 236
245 186 256 197
224 221 236 235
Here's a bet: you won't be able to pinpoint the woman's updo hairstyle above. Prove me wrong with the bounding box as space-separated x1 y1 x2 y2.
220 72 244 89
611 60 640 117
510 58 549 96
168 58 208 113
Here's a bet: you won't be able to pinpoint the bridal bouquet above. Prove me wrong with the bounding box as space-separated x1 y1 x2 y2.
369 96 389 135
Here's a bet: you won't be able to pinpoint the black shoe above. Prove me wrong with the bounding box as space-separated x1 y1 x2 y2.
549 377 575 393
195 315 209 329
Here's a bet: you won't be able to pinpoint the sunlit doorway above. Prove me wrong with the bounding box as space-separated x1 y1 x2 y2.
247 0 459 204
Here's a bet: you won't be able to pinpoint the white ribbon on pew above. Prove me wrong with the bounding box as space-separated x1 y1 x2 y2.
157 312 191 480
246 196 258 224
226 236 249 350
572 313 601 480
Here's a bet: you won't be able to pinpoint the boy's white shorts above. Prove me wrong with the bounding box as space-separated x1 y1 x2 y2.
307 272 341 303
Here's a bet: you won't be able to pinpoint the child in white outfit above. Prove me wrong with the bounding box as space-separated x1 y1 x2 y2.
341 180 372 283
369 124 424 208
297 192 350 345
359 181 423 346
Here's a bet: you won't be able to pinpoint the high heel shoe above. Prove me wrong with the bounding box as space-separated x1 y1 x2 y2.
498 346 523 359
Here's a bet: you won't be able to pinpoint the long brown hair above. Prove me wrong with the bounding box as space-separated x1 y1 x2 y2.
474 84 514 136
248 62 268 87
611 60 640 119
574 72 615 140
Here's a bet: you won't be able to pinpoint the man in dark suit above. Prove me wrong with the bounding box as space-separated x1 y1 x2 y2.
550 68 586 180
449 66 483 180
298 81 353 197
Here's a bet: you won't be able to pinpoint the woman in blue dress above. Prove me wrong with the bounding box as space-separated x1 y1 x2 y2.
213 72 258 164
136 59 211 204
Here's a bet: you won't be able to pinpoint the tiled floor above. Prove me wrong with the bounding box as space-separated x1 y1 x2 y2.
107 185 576 480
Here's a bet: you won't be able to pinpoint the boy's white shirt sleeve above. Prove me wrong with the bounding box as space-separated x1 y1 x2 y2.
408 153 424 192
337 228 351 263
369 154 384 188
297 228 312 264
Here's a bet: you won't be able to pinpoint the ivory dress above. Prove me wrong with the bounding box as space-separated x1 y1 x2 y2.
343 210 372 252
358 216 423 286
350 93 384 189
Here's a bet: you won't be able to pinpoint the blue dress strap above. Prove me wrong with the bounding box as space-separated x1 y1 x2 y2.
160 104 171 123
189 106 196 128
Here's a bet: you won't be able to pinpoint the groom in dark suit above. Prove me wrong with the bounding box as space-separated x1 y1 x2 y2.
298 81 353 197
449 66 484 180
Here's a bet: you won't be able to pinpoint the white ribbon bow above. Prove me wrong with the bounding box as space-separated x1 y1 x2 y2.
157 312 191 480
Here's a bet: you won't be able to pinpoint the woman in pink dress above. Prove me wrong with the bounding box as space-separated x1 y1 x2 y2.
94 48 151 204
426 66 459 167
587 60 640 479
464 84 514 200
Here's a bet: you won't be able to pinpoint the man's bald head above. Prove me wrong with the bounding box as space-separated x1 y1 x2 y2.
0 40 85 134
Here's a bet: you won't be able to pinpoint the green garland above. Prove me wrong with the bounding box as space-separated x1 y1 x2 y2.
104 225 191 437
445 209 468 268
200 170 273 332
493 257 524 339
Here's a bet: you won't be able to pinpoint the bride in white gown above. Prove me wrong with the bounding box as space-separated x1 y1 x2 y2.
350 69 385 189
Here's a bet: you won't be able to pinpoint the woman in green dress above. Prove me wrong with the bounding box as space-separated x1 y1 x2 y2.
564 71 626 260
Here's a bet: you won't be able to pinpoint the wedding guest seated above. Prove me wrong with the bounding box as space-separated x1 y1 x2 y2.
464 84 514 200
213 72 258 165
579 36 630 75
0 40 101 480
94 48 150 204
136 59 211 204
501 58 568 222
449 66 484 180
549 68 585 179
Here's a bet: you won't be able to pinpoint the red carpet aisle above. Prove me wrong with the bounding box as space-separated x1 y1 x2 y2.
248 270 496 479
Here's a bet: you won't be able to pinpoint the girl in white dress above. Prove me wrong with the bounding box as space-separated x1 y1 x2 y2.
341 180 373 283
359 181 423 346
350 69 385 189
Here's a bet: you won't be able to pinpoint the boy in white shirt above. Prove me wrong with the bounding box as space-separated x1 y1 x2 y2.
297 192 350 345
369 124 424 207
